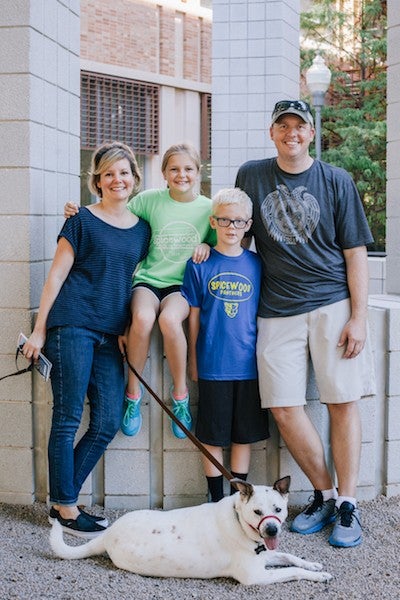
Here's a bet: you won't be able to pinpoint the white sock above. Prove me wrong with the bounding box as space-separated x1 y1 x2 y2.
321 488 338 502
336 495 357 508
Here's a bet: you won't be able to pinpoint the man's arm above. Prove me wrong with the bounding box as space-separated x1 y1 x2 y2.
339 246 369 359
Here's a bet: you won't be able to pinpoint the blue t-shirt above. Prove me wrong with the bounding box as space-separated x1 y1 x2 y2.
47 208 150 335
235 158 374 317
181 248 261 380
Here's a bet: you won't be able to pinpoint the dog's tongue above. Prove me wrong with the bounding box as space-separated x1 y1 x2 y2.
264 537 278 551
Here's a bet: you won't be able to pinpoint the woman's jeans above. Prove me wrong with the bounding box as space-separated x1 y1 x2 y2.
45 326 124 506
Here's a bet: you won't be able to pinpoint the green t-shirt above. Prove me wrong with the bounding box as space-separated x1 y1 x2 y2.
127 188 216 288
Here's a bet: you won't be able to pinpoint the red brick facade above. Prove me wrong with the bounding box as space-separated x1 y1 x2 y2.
159 5 175 77
81 0 211 84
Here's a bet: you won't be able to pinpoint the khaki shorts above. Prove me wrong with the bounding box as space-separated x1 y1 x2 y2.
257 299 375 408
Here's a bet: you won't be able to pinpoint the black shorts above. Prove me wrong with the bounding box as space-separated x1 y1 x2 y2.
195 379 270 447
133 283 182 302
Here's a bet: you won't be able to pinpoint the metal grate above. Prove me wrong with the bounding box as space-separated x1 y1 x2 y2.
81 71 160 155
200 92 211 160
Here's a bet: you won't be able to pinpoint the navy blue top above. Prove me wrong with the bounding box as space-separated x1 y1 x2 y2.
47 207 150 335
235 158 374 317
182 248 261 380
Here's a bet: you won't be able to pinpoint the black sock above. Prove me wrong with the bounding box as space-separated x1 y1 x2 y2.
206 475 224 502
230 471 248 495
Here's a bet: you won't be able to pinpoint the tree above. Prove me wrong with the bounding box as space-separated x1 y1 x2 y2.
301 0 387 251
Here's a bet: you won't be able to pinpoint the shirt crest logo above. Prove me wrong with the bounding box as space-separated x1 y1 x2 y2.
223 302 239 318
261 184 320 245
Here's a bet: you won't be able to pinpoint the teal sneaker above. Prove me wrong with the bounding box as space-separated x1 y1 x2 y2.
329 502 362 547
291 490 336 534
170 389 192 439
121 384 143 436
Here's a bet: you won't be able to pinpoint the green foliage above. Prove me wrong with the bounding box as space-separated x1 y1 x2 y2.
301 0 387 251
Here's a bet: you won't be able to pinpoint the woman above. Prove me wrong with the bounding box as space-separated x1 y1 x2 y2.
22 142 150 538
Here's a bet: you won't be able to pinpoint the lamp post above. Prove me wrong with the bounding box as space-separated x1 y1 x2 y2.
305 55 331 160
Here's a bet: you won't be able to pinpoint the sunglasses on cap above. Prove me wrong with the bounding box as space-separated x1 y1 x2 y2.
271 100 314 126
273 100 311 113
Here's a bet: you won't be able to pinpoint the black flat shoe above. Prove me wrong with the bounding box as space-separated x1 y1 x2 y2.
49 506 108 527
48 510 107 539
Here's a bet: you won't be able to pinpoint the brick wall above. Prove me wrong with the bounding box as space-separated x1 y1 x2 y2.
159 6 175 77
183 14 200 80
81 0 211 83
200 18 212 83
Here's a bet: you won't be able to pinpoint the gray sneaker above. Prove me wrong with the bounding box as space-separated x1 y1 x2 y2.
329 501 362 547
291 490 336 534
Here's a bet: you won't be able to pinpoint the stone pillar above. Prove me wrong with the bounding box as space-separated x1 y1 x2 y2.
0 0 80 503
386 1 400 293
211 0 301 192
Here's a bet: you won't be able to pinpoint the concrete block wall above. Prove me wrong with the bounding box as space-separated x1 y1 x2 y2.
212 0 301 191
30 325 272 510
368 256 386 295
0 0 80 504
29 297 396 508
368 296 400 497
386 2 400 293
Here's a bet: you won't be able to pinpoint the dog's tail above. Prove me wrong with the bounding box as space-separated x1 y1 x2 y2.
50 520 107 560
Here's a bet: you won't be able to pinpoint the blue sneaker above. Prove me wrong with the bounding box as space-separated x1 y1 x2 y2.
170 389 192 439
121 384 143 436
329 502 362 547
291 490 336 534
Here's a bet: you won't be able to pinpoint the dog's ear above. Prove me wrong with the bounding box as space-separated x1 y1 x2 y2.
230 478 254 501
273 476 291 496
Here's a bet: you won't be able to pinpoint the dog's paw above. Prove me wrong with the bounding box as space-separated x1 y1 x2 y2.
302 560 323 572
319 571 333 582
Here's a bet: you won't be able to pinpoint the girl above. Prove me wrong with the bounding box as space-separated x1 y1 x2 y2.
65 143 215 439
23 142 150 537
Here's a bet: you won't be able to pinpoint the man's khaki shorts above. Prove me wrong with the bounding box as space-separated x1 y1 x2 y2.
257 299 375 408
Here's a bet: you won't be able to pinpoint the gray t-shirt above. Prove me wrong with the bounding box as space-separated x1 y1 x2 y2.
235 158 374 317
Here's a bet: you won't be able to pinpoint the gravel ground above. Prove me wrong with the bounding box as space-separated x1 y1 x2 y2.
0 495 399 600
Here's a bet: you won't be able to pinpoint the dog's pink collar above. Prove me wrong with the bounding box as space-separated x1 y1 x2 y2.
257 514 282 529
247 514 282 535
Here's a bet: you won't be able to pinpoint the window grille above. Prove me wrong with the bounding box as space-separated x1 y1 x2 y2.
81 71 159 155
200 93 211 160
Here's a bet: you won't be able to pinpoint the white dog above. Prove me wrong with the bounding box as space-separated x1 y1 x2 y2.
50 476 332 585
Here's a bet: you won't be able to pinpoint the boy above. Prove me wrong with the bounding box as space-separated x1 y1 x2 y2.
182 188 269 502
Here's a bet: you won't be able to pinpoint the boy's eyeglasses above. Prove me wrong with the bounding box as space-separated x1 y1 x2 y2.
212 217 249 229
273 100 311 113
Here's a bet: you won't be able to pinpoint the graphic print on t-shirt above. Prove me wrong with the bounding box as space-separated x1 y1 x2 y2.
208 272 254 318
154 221 201 263
261 184 320 245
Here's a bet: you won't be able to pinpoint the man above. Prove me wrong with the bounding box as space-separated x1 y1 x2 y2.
235 99 375 548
